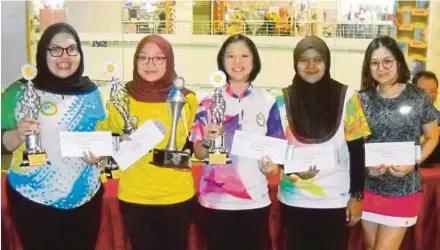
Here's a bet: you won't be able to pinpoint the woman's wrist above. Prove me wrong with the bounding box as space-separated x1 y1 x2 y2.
350 191 364 201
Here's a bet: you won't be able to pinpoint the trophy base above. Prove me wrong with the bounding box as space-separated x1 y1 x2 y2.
204 152 232 165
105 161 122 179
100 157 122 183
151 149 191 169
21 152 48 167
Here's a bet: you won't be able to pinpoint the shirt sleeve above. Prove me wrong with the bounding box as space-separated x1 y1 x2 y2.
266 101 285 139
189 96 211 143
95 101 125 134
347 137 366 194
420 92 438 125
344 94 371 141
1 81 23 131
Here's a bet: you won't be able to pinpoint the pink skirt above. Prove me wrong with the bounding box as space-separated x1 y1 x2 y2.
361 191 422 227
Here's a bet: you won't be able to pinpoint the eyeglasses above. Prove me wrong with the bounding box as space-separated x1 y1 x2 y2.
298 57 324 65
370 58 395 71
47 45 79 57
137 56 166 66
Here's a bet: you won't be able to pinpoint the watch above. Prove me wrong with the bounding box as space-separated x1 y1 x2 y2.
351 191 364 201
201 139 212 149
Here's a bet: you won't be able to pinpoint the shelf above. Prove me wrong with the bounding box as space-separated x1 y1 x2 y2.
398 24 414 31
413 23 427 28
408 54 427 61
396 37 412 43
409 40 427 49
398 7 413 12
411 9 429 16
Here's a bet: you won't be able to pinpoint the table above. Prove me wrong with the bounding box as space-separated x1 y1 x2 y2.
2 165 440 250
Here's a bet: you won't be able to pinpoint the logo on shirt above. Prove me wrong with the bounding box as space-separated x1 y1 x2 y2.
256 113 265 127
40 102 58 116
399 105 412 115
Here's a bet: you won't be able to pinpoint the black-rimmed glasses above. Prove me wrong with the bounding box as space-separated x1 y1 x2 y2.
137 56 166 66
47 45 79 57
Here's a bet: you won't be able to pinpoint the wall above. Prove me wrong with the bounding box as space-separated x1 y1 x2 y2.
65 0 122 34
426 0 440 108
1 1 28 91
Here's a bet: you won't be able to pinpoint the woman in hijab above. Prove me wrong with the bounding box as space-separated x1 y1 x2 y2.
97 35 198 250
1 23 105 250
275 36 371 250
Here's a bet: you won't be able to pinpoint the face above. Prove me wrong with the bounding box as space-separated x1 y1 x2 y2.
223 41 253 83
46 33 81 78
417 77 438 102
369 46 398 86
297 49 326 84
136 42 167 82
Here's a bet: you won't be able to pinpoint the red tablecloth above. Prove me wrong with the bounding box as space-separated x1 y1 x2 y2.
2 165 440 250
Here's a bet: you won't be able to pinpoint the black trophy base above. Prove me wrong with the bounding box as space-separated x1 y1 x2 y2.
105 159 121 179
21 152 48 167
151 149 191 169
204 152 232 165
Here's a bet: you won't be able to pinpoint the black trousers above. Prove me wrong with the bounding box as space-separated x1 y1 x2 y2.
282 204 349 250
7 180 103 250
199 205 271 250
119 196 195 250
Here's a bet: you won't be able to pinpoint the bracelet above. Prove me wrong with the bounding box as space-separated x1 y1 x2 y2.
350 191 364 201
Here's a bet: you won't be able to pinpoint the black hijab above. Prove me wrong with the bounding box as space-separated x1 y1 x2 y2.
284 36 347 143
33 22 96 95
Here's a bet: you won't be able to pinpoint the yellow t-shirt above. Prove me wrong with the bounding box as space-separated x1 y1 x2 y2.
97 93 198 205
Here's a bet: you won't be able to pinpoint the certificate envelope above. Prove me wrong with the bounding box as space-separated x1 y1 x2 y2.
365 142 415 167
113 120 164 171
284 145 336 173
230 130 288 164
60 131 113 157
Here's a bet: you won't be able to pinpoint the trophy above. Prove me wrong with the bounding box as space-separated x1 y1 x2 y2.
20 64 48 167
205 70 231 164
103 62 137 178
151 76 191 169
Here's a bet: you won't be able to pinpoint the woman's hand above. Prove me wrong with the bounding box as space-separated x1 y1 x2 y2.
205 124 221 140
83 151 103 165
193 124 220 160
16 117 40 141
367 164 387 177
289 165 320 181
258 156 279 176
346 197 362 227
119 133 132 142
388 165 415 178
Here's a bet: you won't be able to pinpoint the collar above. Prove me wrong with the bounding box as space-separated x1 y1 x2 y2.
225 83 252 99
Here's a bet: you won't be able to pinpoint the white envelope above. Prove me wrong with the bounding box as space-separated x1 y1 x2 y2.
230 130 288 164
284 145 336 173
365 142 416 167
113 120 165 171
60 131 113 157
